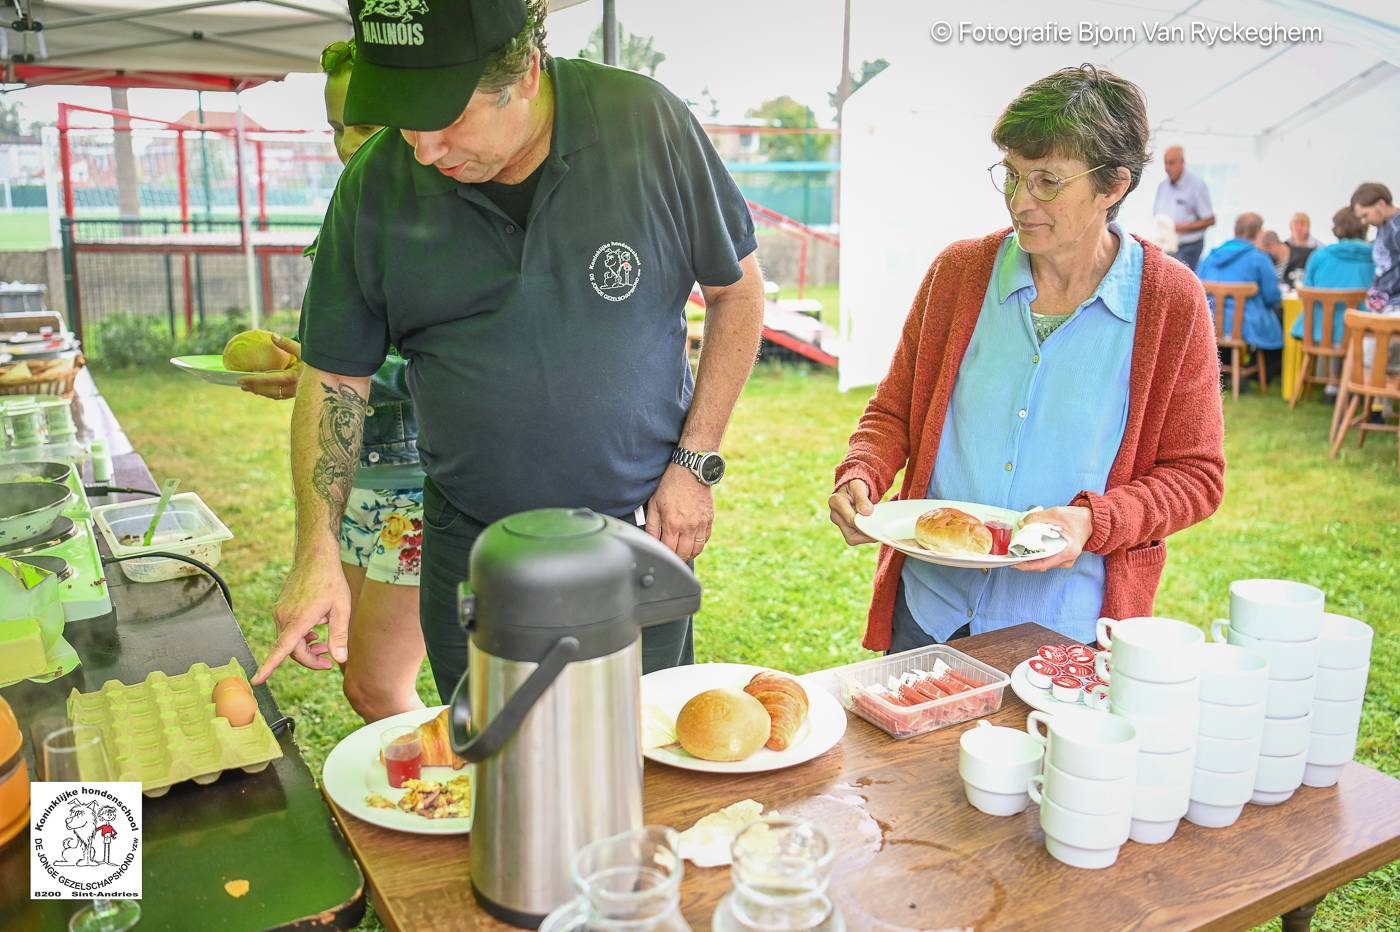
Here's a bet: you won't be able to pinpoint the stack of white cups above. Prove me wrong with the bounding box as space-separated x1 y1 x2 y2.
1093 617 1204 845
1303 614 1374 788
1025 709 1139 869
1185 644 1269 828
1211 579 1325 806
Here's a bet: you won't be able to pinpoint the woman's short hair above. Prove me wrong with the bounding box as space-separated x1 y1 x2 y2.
320 39 355 78
1332 207 1367 240
992 64 1151 222
1351 182 1393 209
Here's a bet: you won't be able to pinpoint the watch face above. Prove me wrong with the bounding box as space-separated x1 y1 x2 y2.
699 454 725 484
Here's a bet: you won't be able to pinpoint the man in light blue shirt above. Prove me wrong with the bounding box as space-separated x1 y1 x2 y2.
898 222 1142 647
1153 146 1215 271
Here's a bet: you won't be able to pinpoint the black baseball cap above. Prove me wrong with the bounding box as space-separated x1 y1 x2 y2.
345 0 527 131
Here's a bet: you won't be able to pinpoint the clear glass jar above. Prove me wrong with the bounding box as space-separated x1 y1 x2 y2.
713 818 845 932
5 401 46 449
539 825 692 932
38 397 77 442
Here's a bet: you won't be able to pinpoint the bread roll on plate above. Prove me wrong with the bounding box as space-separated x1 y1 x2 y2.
914 507 993 556
676 688 772 762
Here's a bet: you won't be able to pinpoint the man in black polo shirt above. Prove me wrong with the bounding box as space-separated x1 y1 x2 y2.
251 0 764 701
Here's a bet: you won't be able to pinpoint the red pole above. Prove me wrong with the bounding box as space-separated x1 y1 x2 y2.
58 105 75 220
798 238 809 299
255 140 267 229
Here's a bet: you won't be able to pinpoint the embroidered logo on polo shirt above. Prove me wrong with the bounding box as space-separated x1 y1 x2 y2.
589 242 642 302
360 0 427 44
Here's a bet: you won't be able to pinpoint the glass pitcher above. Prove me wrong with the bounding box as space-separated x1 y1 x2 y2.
539 825 691 932
713 818 845 932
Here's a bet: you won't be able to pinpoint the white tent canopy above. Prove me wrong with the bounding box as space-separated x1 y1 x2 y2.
838 0 1400 390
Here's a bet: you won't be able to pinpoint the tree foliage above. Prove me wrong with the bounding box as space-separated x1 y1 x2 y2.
745 96 833 163
577 23 665 76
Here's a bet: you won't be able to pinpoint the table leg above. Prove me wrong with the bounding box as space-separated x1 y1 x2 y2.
1281 895 1324 932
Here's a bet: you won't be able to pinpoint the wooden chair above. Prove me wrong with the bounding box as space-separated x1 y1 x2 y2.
1330 309 1400 474
1201 280 1263 401
1290 287 1366 415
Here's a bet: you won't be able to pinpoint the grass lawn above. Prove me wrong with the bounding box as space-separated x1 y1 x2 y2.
0 212 53 250
95 363 1398 931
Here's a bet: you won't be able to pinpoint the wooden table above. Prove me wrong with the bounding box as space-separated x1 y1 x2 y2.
323 623 1400 931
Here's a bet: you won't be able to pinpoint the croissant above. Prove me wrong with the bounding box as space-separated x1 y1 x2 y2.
380 708 468 770
744 672 809 751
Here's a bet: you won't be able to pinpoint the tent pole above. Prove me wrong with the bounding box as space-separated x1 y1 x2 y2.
602 0 618 65
234 94 261 329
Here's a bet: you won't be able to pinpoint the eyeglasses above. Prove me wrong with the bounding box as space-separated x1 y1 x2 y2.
988 161 1105 203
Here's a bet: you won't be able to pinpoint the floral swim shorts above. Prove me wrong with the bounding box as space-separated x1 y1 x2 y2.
339 488 425 586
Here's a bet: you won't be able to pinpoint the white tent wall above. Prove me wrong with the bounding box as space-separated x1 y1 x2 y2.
838 0 1400 391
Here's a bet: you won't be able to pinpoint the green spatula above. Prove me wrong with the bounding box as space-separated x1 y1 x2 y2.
141 478 182 548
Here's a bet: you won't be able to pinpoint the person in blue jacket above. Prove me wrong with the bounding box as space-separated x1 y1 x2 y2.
1290 207 1375 344
1197 212 1284 356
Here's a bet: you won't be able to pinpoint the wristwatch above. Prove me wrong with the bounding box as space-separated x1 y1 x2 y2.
671 446 726 486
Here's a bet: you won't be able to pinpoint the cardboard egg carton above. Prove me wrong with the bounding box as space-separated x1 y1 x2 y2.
66 658 283 797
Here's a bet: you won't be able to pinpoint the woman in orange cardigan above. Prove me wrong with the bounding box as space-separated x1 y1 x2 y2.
830 65 1225 652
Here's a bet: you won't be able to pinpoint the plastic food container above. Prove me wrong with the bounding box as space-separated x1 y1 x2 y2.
92 492 233 582
832 645 1011 739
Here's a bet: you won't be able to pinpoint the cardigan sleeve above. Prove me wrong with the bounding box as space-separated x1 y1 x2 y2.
833 258 939 499
1074 283 1226 552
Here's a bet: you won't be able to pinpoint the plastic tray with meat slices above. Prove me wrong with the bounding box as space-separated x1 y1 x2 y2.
833 645 1011 739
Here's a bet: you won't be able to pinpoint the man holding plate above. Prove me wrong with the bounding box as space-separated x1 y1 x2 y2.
828 66 1225 651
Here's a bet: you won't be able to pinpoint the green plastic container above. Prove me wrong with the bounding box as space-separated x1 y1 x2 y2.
67 659 283 797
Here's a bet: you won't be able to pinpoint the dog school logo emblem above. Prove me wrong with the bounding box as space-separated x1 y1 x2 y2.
589 242 642 302
31 783 143 900
360 0 427 45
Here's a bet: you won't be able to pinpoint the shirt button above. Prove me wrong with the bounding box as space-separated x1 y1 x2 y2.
505 224 517 234
1018 409 1027 419
1032 354 1041 364
367 451 380 463
366 406 375 416
966 609 975 619
980 568 989 575
1004 462 1013 472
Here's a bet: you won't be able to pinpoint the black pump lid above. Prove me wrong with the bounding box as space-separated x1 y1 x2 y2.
461 508 701 662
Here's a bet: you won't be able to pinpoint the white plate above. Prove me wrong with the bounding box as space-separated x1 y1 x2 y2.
322 705 473 835
170 355 286 387
853 499 1066 569
641 663 847 774
1009 659 1096 715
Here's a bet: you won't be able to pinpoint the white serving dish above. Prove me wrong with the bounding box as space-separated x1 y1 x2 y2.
92 492 233 582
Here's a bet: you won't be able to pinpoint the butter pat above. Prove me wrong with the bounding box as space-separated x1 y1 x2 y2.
0 618 46 682
677 799 777 868
641 704 677 751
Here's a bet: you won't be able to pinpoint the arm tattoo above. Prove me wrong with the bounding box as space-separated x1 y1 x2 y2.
311 383 367 537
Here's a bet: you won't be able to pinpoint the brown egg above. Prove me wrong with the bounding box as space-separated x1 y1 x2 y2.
212 676 250 699
214 687 257 728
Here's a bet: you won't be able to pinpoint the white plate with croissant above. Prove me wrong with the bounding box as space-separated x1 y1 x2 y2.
641 663 847 774
322 706 473 835
853 499 1067 568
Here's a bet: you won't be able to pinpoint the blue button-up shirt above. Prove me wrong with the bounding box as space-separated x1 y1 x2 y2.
901 225 1142 644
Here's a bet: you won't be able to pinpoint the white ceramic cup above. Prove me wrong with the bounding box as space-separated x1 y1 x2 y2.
963 782 1030 817
1265 676 1317 719
1306 730 1358 767
1311 695 1365 736
1028 762 1134 817
1098 666 1200 716
1110 704 1200 754
1301 762 1343 789
1129 816 1183 845
1254 749 1307 793
1132 781 1191 823
1185 799 1245 829
1212 625 1320 682
1026 709 1138 780
1199 644 1270 707
1136 747 1197 788
1228 579 1325 642
1258 713 1312 758
1044 835 1121 870
1251 789 1295 807
1190 765 1257 806
1195 732 1263 773
1094 616 1204 684
958 720 1044 794
1197 699 1267 741
1318 613 1374 670
1038 793 1132 850
1313 664 1369 703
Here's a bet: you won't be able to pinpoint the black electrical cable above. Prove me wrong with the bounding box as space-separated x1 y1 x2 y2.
84 485 160 497
101 551 233 610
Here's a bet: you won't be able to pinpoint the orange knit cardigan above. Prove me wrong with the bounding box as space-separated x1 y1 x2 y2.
834 229 1226 651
